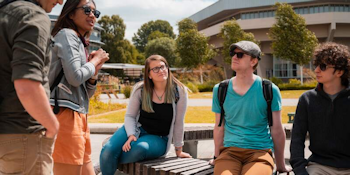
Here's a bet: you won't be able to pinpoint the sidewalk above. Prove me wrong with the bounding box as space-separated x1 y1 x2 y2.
99 94 299 106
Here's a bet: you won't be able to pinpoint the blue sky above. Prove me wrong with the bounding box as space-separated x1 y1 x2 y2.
50 0 218 41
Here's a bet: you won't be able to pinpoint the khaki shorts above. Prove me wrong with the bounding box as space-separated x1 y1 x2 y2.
307 162 350 175
0 132 55 175
52 107 91 165
214 146 274 175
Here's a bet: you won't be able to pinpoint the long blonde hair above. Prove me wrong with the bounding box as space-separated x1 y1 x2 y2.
141 55 185 113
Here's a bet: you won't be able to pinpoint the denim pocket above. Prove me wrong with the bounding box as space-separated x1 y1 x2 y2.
0 137 25 174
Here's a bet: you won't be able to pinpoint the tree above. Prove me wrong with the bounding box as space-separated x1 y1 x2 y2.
176 18 216 84
98 15 140 76
269 2 318 84
219 19 258 64
132 20 176 53
145 37 178 66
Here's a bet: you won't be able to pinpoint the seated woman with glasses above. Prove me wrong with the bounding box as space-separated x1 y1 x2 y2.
100 55 192 175
49 0 108 174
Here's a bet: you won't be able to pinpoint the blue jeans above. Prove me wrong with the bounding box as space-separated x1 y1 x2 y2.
100 126 168 175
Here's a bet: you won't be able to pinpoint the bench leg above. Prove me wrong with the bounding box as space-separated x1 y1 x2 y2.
183 140 198 158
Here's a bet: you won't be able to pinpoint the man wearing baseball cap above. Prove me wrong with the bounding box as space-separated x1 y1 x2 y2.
211 41 291 174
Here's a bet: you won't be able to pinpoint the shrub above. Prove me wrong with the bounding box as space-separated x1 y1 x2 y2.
197 81 216 92
269 77 283 85
122 85 132 98
186 82 199 93
288 79 301 85
278 79 316 90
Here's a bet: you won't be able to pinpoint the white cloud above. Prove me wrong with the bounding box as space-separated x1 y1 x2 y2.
50 0 217 42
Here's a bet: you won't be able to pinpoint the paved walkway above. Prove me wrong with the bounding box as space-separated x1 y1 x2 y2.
99 94 299 106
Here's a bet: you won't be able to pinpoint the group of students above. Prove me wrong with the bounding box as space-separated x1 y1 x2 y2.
0 0 350 175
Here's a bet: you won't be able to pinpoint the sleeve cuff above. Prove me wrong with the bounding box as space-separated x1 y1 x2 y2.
293 166 309 175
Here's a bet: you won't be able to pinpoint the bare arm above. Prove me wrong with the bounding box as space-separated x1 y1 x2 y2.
209 113 224 165
14 79 59 138
270 110 291 172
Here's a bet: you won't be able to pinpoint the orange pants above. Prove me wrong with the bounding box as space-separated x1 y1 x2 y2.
214 147 274 175
52 107 91 165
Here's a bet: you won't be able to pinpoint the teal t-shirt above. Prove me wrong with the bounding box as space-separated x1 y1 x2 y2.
212 76 282 150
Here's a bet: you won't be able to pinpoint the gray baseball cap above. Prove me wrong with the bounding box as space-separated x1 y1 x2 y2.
230 41 261 60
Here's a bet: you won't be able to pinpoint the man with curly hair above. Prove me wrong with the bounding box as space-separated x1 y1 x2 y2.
290 42 350 175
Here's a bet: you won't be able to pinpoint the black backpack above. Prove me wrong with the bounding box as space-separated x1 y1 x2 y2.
217 79 273 127
0 0 39 8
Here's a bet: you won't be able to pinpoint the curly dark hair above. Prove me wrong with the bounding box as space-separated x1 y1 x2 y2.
313 42 350 87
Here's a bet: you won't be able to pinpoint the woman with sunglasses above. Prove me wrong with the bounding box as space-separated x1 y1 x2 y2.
100 55 192 175
49 0 108 174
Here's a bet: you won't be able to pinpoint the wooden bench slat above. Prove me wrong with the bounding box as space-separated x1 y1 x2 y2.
143 158 191 175
180 165 213 175
151 159 200 169
169 162 210 175
160 160 207 173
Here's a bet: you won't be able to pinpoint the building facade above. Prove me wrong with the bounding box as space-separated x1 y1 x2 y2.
49 15 104 53
189 0 350 80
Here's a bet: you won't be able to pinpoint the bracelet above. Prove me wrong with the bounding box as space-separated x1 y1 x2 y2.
175 147 181 152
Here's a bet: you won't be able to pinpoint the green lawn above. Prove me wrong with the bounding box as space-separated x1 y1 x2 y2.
89 106 296 124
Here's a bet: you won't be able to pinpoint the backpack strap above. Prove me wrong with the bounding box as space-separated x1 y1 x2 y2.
262 79 273 127
50 69 64 114
217 79 230 127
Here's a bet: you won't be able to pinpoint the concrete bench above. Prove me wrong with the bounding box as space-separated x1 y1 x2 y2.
115 157 213 175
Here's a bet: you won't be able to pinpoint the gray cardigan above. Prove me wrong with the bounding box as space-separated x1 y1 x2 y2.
124 82 188 156
49 28 96 114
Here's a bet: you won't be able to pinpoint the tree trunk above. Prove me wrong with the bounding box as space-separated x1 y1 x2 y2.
300 65 304 85
200 66 203 84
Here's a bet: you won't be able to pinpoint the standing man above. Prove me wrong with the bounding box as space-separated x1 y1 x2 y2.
0 0 62 174
290 42 350 175
211 41 291 175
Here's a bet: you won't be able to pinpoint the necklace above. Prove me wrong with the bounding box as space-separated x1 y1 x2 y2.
154 90 165 101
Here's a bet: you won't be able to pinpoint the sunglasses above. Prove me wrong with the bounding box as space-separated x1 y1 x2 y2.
316 63 335 71
76 6 101 18
150 65 167 73
230 52 246 58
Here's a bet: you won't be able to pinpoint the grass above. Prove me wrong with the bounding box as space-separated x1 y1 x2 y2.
188 90 306 99
89 106 297 124
280 90 306 99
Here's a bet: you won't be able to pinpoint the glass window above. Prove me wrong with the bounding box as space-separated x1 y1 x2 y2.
314 6 319 13
339 5 344 12
319 6 324 13
330 5 335 12
335 5 340 12
254 12 259 18
310 7 314 13
242 14 247 19
303 7 308 14
324 5 329 12
345 5 350 12
269 11 273 17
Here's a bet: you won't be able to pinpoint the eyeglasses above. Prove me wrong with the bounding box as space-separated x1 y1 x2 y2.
150 65 167 73
316 63 335 71
76 6 101 18
230 51 246 58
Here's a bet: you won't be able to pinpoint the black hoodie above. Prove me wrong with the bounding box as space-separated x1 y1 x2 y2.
290 84 350 175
